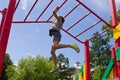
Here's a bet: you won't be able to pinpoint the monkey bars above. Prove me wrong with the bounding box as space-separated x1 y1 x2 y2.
12 0 112 44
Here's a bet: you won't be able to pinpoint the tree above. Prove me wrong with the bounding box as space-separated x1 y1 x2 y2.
49 53 75 80
57 53 75 80
0 53 13 80
118 10 120 23
91 65 104 80
90 32 111 67
6 56 58 80
90 32 111 80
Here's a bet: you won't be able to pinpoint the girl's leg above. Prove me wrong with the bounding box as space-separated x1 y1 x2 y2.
51 46 57 67
53 41 80 53
51 41 80 66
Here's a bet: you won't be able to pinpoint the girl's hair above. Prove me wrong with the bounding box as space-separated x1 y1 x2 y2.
59 16 65 23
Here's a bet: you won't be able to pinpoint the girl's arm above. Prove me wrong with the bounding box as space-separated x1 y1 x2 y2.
53 6 60 20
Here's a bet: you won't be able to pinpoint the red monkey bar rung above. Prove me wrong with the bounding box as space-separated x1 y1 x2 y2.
47 0 68 22
64 4 79 18
88 27 112 41
0 11 2 13
12 20 52 24
35 0 53 21
66 11 91 31
76 0 111 27
24 0 38 21
62 28 84 43
14 0 20 12
75 20 101 37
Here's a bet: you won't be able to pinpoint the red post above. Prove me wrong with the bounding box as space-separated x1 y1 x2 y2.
110 0 118 28
0 8 7 36
111 47 118 77
84 39 90 80
110 0 120 79
0 0 16 76
115 38 120 48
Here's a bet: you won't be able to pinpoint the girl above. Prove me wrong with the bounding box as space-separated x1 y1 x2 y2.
49 6 80 73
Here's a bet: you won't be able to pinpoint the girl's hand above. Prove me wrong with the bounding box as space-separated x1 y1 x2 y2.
54 6 60 12
56 6 59 11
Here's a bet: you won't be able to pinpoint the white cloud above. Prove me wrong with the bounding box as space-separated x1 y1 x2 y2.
116 0 120 9
21 0 35 10
21 0 29 10
25 52 35 57
116 0 120 4
35 28 40 32
90 0 120 12
91 0 109 10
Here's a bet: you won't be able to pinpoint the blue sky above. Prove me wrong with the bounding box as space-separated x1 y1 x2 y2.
0 0 120 67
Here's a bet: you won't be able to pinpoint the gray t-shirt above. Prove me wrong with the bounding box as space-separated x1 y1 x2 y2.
51 20 63 32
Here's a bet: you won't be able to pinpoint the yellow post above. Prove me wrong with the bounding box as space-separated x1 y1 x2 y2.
108 68 114 78
113 24 120 41
83 63 86 80
79 73 83 80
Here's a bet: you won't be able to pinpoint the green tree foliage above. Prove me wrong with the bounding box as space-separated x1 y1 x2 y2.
91 65 104 80
117 10 120 23
49 53 75 80
57 53 75 80
6 56 58 80
90 32 111 67
90 32 111 80
0 53 13 80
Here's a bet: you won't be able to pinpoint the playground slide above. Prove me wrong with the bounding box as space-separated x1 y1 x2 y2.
102 58 114 80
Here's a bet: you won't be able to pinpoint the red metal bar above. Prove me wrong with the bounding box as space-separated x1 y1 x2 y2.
75 20 101 37
61 28 84 44
0 11 2 13
14 0 20 12
115 37 120 79
88 27 112 41
0 0 16 76
64 4 79 18
111 47 118 77
12 20 52 24
0 8 7 51
24 0 38 21
66 12 91 31
110 0 120 79
76 0 111 28
84 39 90 80
110 0 118 28
110 0 120 46
35 0 53 21
115 38 120 48
0 8 7 30
0 9 7 77
47 0 68 21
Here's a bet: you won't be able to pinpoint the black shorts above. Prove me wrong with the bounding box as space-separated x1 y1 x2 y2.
51 31 61 42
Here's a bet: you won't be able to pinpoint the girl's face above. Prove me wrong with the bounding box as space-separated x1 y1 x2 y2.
59 16 64 23
59 17 63 23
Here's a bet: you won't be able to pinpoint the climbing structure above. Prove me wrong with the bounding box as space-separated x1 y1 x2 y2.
0 0 119 80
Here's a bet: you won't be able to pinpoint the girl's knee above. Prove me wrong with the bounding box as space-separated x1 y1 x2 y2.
52 44 58 49
51 46 55 54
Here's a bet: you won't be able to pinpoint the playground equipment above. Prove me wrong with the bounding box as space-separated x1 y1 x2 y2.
75 63 85 80
0 0 120 80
